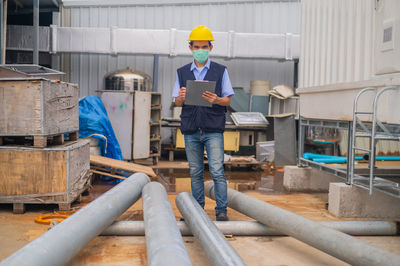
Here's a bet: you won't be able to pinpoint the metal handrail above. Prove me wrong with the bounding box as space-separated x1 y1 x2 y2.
349 87 375 185
369 86 400 194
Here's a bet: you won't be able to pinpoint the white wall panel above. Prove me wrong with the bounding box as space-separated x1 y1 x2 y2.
299 0 375 89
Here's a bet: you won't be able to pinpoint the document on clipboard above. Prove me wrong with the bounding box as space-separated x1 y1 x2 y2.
185 80 216 107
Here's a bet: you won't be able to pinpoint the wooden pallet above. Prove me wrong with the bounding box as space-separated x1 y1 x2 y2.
0 131 79 148
90 154 157 180
4 173 92 214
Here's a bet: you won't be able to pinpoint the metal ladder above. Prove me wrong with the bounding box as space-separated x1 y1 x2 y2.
349 86 400 195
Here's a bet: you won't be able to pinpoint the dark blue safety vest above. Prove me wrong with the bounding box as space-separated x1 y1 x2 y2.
178 61 227 135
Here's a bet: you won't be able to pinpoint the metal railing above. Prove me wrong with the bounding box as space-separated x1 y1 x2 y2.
349 86 400 195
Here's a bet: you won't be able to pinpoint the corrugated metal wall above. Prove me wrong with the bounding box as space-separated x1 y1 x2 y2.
299 0 375 89
60 0 300 142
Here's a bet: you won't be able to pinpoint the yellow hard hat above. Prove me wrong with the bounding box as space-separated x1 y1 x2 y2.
188 25 214 41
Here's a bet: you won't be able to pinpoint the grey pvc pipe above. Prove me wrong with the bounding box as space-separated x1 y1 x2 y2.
205 182 400 266
176 192 246 266
142 182 191 266
319 221 399 236
101 220 399 236
0 173 150 266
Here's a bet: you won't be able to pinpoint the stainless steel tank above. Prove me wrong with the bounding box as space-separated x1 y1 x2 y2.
104 68 152 91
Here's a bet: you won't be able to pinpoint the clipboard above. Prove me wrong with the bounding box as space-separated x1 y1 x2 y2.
185 80 216 107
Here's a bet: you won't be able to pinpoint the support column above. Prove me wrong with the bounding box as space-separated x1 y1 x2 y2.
0 0 3 64
152 54 159 92
33 0 39 64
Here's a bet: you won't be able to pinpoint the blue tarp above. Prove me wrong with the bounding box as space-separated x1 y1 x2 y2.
78 96 123 161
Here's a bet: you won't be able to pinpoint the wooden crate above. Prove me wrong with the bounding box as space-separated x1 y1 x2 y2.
0 78 79 137
0 139 91 213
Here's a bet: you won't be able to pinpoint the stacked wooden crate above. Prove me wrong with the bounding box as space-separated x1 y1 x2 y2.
0 75 91 213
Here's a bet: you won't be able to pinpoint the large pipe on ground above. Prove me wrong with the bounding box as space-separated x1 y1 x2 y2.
0 173 150 266
176 192 246 266
101 220 399 236
142 182 191 266
205 182 400 266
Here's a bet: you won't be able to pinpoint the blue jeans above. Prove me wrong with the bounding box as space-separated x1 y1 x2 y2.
184 130 228 214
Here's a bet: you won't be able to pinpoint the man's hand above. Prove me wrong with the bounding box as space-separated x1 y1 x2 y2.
202 91 231 106
179 87 186 100
202 91 219 104
174 87 186 106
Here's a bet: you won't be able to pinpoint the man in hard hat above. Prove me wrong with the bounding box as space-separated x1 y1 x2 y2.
172 25 234 221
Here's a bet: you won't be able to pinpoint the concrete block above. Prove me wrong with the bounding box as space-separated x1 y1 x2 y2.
283 166 342 192
328 182 400 219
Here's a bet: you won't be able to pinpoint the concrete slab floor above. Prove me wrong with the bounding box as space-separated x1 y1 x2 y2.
1 174 400 265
